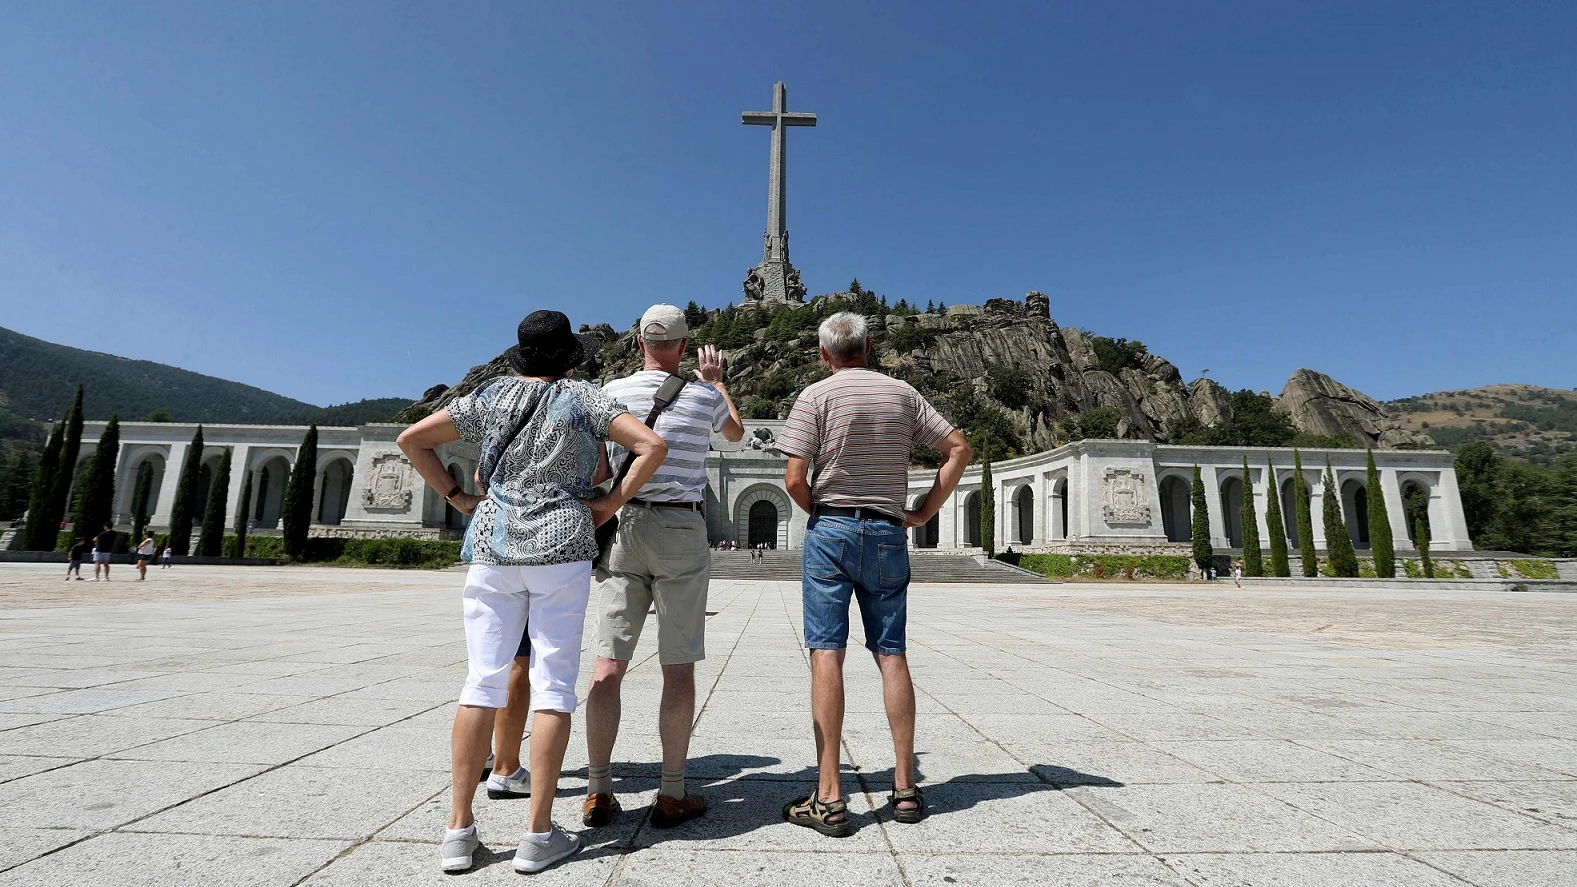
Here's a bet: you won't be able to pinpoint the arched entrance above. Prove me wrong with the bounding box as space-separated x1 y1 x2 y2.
1280 477 1301 543
252 456 292 529
1013 485 1034 545
1341 479 1369 548
734 484 790 549
1401 480 1431 544
1048 476 1068 540
318 459 354 525
118 451 167 525
1159 475 1190 543
911 494 938 548
962 492 981 547
1219 476 1243 548
748 500 778 549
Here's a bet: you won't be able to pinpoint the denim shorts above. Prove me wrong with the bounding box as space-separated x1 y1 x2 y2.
802 514 911 655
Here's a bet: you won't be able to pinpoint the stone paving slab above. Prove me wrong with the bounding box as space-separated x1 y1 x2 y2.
0 563 1574 884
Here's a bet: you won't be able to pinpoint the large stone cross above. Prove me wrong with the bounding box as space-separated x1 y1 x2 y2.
741 82 816 302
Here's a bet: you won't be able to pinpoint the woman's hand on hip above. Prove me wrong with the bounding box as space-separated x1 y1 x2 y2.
582 496 620 527
451 491 485 515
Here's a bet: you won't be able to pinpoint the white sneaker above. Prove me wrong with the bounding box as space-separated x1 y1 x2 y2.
486 766 530 799
513 825 581 873
439 826 479 873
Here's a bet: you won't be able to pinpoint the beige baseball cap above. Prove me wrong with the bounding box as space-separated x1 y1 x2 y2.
639 303 689 342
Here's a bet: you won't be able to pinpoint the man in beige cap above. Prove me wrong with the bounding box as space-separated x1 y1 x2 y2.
582 304 743 829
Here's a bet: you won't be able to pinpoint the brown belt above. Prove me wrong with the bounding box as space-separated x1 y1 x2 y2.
631 498 704 513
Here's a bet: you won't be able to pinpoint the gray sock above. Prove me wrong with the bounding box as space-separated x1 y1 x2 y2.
587 764 613 797
659 768 685 800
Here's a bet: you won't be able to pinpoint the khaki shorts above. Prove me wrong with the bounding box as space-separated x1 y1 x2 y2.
592 502 709 665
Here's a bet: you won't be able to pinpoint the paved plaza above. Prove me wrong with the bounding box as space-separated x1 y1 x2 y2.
0 564 1572 885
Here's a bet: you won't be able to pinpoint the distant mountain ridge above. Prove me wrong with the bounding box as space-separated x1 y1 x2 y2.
0 326 408 425
1385 384 1577 466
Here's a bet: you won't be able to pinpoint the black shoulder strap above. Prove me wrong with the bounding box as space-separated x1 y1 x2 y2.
610 374 686 489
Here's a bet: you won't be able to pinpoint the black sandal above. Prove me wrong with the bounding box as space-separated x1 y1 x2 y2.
889 786 925 823
782 794 854 837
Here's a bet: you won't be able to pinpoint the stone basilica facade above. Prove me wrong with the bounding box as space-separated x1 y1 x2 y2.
78 417 1472 555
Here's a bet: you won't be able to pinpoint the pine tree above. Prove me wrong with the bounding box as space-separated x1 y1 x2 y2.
233 468 253 559
1323 459 1360 577
44 385 85 540
926 299 935 314
1265 457 1290 577
1191 466 1212 573
1365 449 1395 577
21 422 63 550
849 278 863 296
1416 518 1434 578
197 448 231 557
937 300 947 312
167 426 205 557
980 459 995 557
130 461 154 545
281 425 318 559
72 415 120 537
1294 450 1317 576
1240 458 1262 576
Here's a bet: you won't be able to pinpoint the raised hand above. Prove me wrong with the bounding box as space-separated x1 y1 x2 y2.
694 344 727 384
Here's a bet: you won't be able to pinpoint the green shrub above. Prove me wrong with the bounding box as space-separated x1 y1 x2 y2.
1013 553 1190 581
1509 559 1558 580
1358 559 1376 578
1454 562 1472 580
1403 559 1421 578
1017 553 1074 577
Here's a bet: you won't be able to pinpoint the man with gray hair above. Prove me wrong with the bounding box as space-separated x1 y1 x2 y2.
776 310 973 836
582 303 745 830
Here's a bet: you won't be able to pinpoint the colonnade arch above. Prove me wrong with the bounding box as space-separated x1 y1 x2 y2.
1012 484 1034 545
962 491 981 547
1340 478 1370 548
910 494 939 549
1219 476 1244 548
251 455 292 529
318 458 355 526
1158 474 1191 543
1047 476 1068 540
734 484 791 550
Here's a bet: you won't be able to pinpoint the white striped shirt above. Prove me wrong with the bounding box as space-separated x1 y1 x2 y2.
603 371 730 503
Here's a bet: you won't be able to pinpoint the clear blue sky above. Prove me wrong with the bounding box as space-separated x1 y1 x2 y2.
2 1 1573 407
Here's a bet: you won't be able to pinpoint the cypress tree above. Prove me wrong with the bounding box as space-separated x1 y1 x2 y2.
1190 465 1212 573
130 461 154 545
22 422 64 550
72 415 121 537
979 458 995 557
233 468 253 558
1365 450 1395 577
197 448 231 557
1416 518 1434 579
167 426 205 557
1323 459 1360 577
43 385 85 540
1293 450 1317 577
1240 458 1262 577
1265 457 1290 577
0 451 34 522
281 425 318 559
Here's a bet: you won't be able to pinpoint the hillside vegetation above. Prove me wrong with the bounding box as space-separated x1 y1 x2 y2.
0 326 313 423
1386 384 1577 466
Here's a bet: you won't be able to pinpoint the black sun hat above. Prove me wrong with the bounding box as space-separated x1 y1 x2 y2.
506 310 585 377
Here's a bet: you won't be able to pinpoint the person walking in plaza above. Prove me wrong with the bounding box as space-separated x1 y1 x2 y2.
65 536 88 581
1232 563 1242 588
776 311 972 836
160 543 173 568
396 310 667 875
135 533 155 580
91 523 116 581
583 304 744 830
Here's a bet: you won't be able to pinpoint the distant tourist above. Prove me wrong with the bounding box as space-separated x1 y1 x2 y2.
1232 564 1242 588
160 544 173 568
1209 565 1217 582
776 311 972 835
396 309 666 875
582 304 743 831
135 534 156 580
65 537 88 581
92 524 115 581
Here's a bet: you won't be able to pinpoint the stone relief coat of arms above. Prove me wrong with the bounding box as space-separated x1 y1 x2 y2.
363 454 413 510
1102 468 1151 526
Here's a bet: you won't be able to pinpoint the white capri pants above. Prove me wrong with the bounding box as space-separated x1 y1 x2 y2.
460 561 592 713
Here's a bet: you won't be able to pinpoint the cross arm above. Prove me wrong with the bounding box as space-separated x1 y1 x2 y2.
741 112 777 126
781 112 817 127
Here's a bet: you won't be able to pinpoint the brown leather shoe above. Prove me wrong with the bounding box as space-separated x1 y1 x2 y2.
582 792 621 827
650 792 708 829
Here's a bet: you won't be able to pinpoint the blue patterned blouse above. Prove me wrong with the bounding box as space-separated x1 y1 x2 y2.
446 376 627 566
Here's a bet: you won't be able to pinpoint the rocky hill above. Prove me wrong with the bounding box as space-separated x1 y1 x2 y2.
1385 384 1577 466
401 291 1432 458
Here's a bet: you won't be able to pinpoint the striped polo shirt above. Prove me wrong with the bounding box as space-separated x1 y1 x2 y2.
603 371 731 503
777 367 954 520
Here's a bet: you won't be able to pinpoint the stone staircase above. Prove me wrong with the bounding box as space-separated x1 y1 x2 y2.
708 550 1051 584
